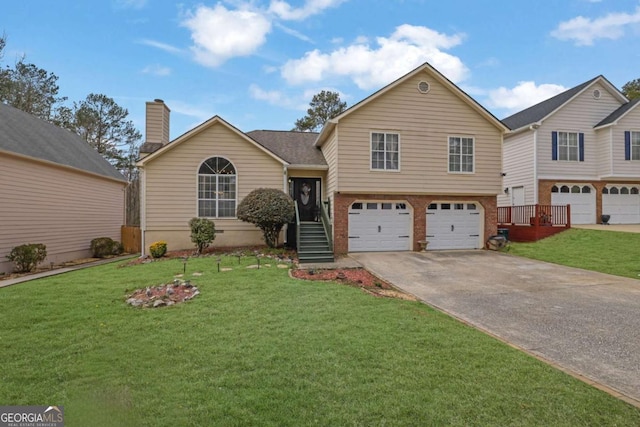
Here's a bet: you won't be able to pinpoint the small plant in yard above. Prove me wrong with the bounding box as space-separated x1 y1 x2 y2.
237 188 294 248
149 241 167 258
7 243 47 273
189 218 216 255
90 237 123 258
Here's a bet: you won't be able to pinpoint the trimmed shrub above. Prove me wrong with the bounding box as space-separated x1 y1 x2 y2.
237 188 294 248
149 241 167 258
90 237 123 258
7 243 47 273
189 218 216 255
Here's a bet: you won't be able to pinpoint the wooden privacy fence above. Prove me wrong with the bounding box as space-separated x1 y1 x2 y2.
121 225 141 253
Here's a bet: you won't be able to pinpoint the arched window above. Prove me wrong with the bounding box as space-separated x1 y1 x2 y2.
610 187 619 195
602 187 609 194
560 185 570 193
582 186 591 193
198 157 237 218
631 187 639 195
571 185 581 193
551 185 559 193
621 187 629 194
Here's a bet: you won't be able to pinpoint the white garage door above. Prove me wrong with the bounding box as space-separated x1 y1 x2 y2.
426 203 482 250
551 185 595 224
348 202 412 252
602 186 640 224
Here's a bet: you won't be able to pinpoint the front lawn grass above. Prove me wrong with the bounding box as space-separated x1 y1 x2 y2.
1 255 639 426
508 228 640 279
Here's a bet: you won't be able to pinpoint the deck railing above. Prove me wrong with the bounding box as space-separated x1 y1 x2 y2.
497 204 571 228
319 200 333 251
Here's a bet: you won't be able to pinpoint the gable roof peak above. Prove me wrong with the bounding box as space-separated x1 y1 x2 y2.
502 75 627 131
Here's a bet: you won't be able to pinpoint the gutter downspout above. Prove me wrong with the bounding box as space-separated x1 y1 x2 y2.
283 166 288 245
140 167 146 257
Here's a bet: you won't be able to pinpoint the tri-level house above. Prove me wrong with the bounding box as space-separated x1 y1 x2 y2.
499 76 640 225
137 62 508 259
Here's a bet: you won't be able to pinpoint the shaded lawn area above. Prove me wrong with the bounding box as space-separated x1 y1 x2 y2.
1 256 639 426
508 228 640 279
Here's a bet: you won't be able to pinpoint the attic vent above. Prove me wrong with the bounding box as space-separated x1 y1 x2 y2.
593 89 601 99
418 81 430 94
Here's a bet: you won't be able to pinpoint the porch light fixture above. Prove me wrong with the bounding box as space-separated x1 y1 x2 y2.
504 188 509 194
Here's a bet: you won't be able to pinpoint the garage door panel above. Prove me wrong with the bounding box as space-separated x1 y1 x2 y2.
551 191 595 224
426 203 482 250
348 202 412 252
603 194 640 224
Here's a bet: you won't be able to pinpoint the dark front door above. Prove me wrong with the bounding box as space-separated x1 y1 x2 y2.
291 178 321 222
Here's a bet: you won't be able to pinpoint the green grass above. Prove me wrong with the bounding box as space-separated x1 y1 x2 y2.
508 228 640 279
1 256 639 426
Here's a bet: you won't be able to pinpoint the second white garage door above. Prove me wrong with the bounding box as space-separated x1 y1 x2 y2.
348 202 412 252
426 203 482 250
602 186 640 224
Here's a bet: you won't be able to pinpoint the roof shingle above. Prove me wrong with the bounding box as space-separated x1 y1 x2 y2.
246 130 326 166
0 103 126 181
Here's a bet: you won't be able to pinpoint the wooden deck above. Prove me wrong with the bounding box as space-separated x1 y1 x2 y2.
497 204 571 242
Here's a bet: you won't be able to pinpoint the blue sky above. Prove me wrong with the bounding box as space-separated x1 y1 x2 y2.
3 0 640 140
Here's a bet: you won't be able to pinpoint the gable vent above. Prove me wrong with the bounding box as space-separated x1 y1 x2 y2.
418 81 430 94
593 89 601 99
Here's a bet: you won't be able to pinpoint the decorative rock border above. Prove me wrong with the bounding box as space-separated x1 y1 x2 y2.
126 279 200 308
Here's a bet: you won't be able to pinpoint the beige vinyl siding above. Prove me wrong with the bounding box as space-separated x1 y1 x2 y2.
335 72 502 195
142 122 283 250
321 130 338 215
537 83 623 180
610 112 640 178
595 127 612 177
0 153 125 274
499 130 535 206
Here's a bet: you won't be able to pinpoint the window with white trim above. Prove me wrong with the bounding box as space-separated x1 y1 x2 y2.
558 132 579 161
371 132 399 170
448 136 474 173
198 157 237 218
632 131 640 160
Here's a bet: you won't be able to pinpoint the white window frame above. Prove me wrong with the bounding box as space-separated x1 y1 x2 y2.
632 131 640 161
448 136 475 173
197 156 238 219
558 131 579 161
370 131 400 171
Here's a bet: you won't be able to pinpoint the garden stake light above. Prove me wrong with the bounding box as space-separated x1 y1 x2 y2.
217 256 221 272
182 256 188 274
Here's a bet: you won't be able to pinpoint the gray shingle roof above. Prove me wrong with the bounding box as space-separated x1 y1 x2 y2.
502 76 601 130
246 130 326 166
595 98 640 128
0 102 126 181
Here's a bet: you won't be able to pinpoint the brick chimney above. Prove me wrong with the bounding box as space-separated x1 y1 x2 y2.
139 99 170 158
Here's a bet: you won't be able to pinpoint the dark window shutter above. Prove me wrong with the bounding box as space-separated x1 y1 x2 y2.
552 131 558 161
625 131 631 161
579 133 585 162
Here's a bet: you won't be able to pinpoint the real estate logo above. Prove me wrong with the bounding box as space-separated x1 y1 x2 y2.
0 406 64 427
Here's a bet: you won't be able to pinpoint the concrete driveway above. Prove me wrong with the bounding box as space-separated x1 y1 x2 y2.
350 251 640 406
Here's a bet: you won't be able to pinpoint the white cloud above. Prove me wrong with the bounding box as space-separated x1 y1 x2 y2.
274 22 314 43
138 39 183 54
280 24 468 89
182 4 272 68
141 64 171 76
168 101 215 122
269 0 347 20
486 81 567 113
551 6 640 46
249 84 305 109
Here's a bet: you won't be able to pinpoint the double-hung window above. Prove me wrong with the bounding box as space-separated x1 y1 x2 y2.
371 132 399 170
448 136 474 173
558 132 579 161
198 157 237 218
629 131 640 160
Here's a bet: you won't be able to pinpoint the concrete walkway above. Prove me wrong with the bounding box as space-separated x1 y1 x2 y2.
0 255 135 288
350 251 640 407
573 224 640 233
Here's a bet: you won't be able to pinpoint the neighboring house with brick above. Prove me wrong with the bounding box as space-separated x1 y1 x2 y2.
137 62 508 257
499 76 640 224
0 103 127 274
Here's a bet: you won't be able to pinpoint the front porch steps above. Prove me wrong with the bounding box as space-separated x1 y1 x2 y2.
298 221 334 263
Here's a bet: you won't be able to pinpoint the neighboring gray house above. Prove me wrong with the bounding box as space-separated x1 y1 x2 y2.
500 76 640 224
0 103 127 274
